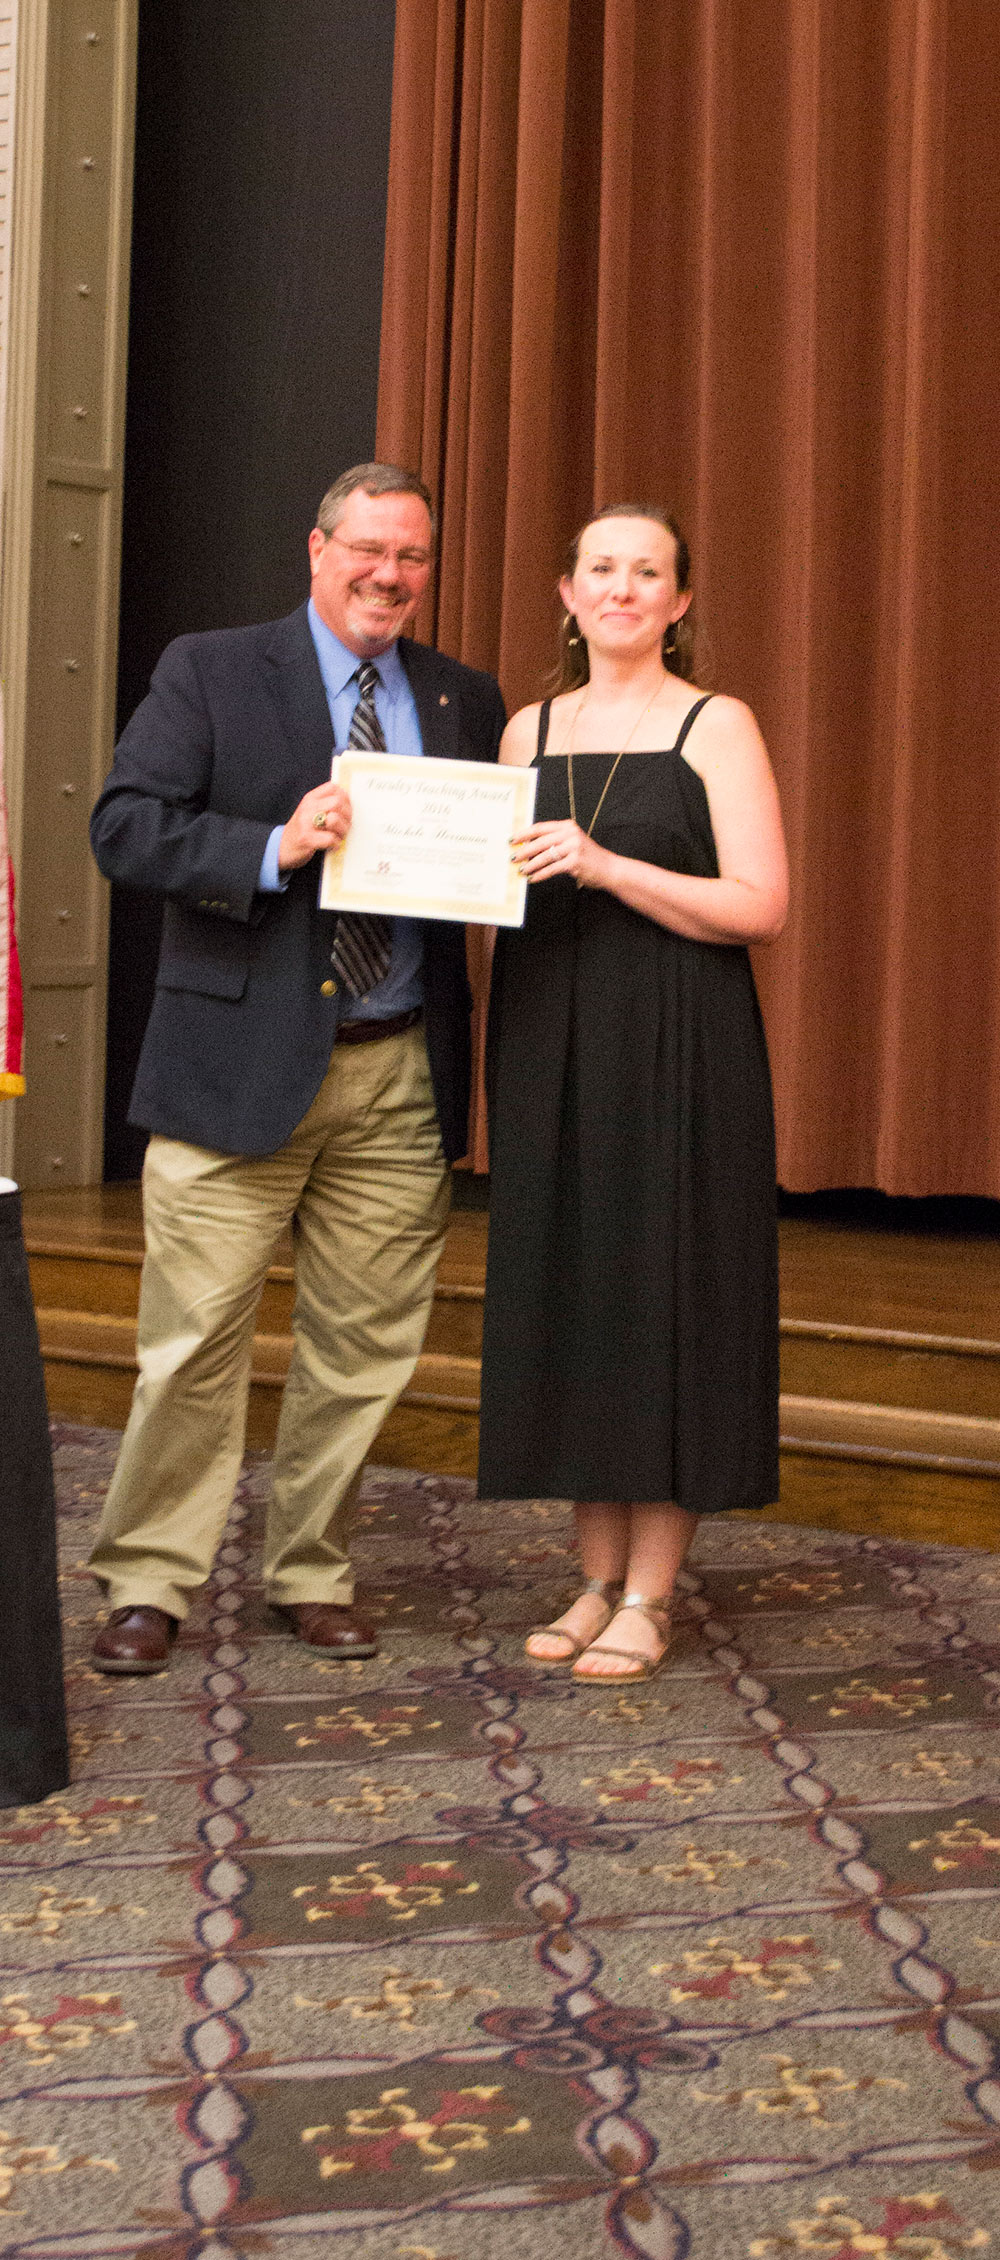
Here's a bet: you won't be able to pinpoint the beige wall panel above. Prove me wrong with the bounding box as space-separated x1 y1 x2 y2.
22 480 107 967
4 0 137 1188
0 6 19 1186
0 31 11 387
0 4 16 579
16 978 104 1184
45 0 118 465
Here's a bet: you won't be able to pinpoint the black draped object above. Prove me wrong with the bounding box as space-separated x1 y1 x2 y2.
0 1187 70 1807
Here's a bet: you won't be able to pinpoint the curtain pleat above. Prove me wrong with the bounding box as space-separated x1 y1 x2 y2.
378 0 1000 1194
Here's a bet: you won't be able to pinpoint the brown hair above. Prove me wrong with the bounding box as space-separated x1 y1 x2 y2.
315 462 437 545
554 502 696 692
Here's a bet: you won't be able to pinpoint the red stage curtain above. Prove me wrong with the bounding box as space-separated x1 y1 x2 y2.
377 0 1000 1194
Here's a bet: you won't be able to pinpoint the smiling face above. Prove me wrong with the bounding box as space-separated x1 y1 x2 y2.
308 487 434 656
560 514 692 665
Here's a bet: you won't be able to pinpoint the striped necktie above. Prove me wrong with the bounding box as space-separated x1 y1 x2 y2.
330 662 393 999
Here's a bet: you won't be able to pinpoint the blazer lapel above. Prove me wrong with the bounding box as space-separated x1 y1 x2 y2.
260 604 336 793
259 617 466 784
399 639 462 760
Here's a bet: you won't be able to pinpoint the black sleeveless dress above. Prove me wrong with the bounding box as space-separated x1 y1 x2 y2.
477 695 779 1513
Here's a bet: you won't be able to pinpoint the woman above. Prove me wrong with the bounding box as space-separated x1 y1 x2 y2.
477 504 788 1682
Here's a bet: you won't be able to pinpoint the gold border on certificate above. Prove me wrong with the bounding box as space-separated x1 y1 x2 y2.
318 753 538 927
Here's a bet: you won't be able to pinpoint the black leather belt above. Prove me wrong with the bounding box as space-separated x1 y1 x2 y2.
335 1006 423 1046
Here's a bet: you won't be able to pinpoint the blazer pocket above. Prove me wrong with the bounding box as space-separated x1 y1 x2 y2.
155 903 250 1000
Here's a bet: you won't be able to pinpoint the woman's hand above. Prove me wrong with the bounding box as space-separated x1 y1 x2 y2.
512 819 612 889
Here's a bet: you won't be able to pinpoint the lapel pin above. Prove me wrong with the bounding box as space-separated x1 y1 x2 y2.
439 693 449 705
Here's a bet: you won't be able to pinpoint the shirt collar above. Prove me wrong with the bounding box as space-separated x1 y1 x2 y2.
307 600 406 704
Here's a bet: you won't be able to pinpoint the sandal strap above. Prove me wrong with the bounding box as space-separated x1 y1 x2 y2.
619 1592 672 1632
525 1624 581 1656
575 1643 651 1671
525 1581 620 1663
573 1595 674 1681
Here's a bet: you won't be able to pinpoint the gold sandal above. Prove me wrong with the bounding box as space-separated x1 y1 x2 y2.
524 1578 621 1665
571 1592 673 1682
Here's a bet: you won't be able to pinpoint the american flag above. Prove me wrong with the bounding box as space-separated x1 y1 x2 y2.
0 689 25 1097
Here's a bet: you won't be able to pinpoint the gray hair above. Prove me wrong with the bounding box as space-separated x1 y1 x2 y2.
315 462 436 545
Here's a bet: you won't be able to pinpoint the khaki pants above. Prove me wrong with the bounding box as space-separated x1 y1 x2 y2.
89 1026 450 1617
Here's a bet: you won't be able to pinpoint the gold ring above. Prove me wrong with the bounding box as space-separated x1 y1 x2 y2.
313 811 327 831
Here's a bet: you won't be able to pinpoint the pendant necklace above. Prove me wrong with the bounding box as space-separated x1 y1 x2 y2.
563 676 669 840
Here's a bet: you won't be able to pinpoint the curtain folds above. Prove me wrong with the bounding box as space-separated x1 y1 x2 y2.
378 0 1000 1194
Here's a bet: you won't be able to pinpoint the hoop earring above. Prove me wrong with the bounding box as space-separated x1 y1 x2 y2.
563 612 581 648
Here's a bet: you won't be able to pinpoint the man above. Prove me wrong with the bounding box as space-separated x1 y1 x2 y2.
88 463 505 1672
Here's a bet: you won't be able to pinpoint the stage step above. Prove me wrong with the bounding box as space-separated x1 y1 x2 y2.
27 1201 1000 1493
780 1320 1000 1421
27 1221 487 1450
30 1238 1000 1420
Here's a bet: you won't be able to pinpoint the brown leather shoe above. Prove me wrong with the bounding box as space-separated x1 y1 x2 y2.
92 1605 178 1674
276 1602 378 1657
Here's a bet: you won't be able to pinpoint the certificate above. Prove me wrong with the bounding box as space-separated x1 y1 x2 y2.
318 753 538 927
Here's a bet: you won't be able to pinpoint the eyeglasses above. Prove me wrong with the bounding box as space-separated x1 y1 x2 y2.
327 532 433 572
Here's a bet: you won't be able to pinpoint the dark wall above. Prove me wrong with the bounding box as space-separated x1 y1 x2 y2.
105 0 397 1178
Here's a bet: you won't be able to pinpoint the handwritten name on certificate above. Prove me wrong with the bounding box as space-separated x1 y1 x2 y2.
318 753 538 927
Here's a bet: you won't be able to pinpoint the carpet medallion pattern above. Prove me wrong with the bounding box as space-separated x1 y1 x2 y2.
2 1427 1000 2255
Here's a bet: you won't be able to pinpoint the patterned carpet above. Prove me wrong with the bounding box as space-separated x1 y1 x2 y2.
2 1427 1000 2258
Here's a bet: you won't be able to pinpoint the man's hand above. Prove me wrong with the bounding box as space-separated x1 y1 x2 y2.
278 784 353 870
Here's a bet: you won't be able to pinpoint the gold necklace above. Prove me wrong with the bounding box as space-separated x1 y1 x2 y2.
563 678 669 839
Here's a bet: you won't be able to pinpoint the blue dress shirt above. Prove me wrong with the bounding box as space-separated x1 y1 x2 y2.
259 600 424 1018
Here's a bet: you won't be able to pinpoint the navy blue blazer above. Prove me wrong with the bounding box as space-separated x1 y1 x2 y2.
91 605 507 1159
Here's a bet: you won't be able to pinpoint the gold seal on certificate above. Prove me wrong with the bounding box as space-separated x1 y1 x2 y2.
318 753 538 927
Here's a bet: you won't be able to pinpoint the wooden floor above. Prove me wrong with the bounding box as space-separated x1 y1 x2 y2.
779 1211 1000 1338
23 1183 1000 1552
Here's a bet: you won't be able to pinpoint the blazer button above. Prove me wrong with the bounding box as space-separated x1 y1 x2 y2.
320 979 337 997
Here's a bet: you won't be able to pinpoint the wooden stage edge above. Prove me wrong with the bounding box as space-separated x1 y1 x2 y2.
24 1182 1000 1554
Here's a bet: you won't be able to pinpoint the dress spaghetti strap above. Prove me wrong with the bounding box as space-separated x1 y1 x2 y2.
538 692 710 763
673 692 714 758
